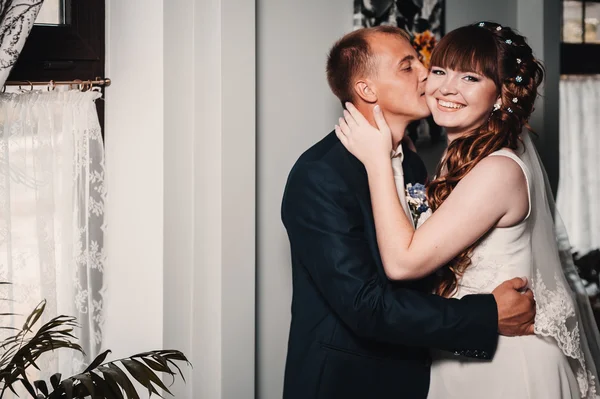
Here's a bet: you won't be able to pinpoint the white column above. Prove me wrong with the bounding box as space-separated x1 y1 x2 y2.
107 0 255 397
163 0 195 397
164 0 256 398
104 0 165 359
220 0 257 397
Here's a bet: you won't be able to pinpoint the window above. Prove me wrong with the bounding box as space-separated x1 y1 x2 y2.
7 0 106 130
561 0 600 74
35 0 66 25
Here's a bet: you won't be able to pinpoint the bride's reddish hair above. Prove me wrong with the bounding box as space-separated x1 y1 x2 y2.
427 22 544 297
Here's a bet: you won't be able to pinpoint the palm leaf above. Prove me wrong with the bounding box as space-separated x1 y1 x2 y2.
0 301 84 397
45 350 190 398
0 282 190 398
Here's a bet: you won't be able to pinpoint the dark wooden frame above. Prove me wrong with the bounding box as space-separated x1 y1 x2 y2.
8 0 106 130
561 43 600 74
561 0 600 74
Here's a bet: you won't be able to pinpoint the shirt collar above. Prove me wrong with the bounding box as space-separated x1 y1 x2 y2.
391 143 404 161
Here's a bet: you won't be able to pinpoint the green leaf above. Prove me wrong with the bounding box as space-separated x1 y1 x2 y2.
126 358 172 396
121 359 162 397
50 373 61 390
83 350 111 374
141 357 176 384
3 377 20 397
165 358 185 382
107 363 140 399
61 378 74 399
34 379 49 396
96 367 124 399
0 296 189 399
22 301 46 332
90 371 112 398
70 373 94 396
18 376 37 397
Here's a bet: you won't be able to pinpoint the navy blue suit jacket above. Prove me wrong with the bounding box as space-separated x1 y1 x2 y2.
281 132 499 399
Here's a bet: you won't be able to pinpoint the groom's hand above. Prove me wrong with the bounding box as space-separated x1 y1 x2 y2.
492 277 536 336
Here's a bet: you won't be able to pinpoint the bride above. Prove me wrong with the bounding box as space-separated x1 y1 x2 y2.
335 22 600 398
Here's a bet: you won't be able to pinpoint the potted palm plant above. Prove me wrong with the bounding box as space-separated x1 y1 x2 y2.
0 294 189 398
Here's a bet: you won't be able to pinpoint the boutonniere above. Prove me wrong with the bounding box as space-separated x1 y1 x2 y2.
405 183 432 228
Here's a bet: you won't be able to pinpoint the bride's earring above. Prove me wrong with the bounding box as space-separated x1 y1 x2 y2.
488 101 502 121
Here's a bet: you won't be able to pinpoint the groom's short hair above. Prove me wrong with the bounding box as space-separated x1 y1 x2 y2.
326 26 411 104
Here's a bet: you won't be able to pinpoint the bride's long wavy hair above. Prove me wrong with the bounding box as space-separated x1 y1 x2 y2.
428 22 545 297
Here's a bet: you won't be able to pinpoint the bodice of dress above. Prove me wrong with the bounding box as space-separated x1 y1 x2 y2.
453 149 532 299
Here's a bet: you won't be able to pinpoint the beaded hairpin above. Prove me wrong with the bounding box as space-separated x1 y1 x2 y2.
477 22 523 106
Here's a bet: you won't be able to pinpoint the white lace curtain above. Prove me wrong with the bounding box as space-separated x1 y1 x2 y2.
557 75 600 256
0 90 106 382
0 0 43 86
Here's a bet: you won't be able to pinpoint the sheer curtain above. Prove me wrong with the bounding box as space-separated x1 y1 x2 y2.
557 75 600 255
0 89 106 382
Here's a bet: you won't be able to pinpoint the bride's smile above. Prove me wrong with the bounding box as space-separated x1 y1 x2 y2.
436 98 466 110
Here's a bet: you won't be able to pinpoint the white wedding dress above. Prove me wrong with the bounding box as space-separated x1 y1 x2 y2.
427 149 585 399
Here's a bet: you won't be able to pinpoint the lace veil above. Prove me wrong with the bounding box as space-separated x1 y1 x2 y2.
521 131 600 398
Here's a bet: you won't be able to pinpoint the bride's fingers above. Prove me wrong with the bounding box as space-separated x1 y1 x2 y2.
343 110 358 128
373 105 391 134
345 102 369 126
338 117 351 136
334 125 348 146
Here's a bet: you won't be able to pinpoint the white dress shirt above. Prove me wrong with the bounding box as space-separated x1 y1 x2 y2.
391 144 415 230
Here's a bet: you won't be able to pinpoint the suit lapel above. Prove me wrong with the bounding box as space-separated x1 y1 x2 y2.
403 148 430 185
339 148 371 203
339 150 393 273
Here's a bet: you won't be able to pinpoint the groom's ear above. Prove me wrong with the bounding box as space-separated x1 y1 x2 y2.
353 80 378 103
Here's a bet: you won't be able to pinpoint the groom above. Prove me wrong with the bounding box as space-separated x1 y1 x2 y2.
281 26 536 399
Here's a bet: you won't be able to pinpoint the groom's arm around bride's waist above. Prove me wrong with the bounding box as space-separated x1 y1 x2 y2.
282 159 499 359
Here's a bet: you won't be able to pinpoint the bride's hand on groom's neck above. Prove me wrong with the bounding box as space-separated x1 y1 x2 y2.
492 277 536 336
335 102 393 169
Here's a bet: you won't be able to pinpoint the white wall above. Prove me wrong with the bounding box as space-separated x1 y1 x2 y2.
104 0 165 358
163 0 194 396
106 1 255 398
256 1 352 398
445 0 517 30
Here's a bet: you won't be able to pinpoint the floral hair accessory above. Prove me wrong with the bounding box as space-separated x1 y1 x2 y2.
496 26 502 31
493 103 501 111
506 39 513 44
517 58 522 64
479 22 485 27
516 75 523 83
507 107 514 113
512 98 518 103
